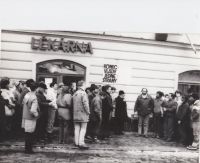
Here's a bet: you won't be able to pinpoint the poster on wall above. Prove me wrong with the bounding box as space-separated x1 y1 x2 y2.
102 64 118 83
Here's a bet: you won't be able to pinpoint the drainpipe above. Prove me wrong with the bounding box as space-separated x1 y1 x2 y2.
185 34 197 54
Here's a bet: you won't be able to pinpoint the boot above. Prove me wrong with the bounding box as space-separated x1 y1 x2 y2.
47 133 53 143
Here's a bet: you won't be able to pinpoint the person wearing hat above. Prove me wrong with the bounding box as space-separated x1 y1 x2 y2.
57 82 65 98
115 90 128 135
36 82 53 143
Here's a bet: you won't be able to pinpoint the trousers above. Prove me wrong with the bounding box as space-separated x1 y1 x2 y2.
74 122 87 146
138 114 150 135
164 115 174 139
90 121 100 138
178 121 187 145
153 114 161 136
46 107 56 134
59 120 70 143
192 122 199 147
25 132 34 152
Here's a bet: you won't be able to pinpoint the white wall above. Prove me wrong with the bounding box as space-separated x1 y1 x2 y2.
1 30 200 116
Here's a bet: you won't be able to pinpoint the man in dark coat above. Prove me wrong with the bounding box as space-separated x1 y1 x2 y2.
90 91 106 141
36 83 52 143
134 88 154 138
99 85 113 139
176 95 190 146
115 90 128 135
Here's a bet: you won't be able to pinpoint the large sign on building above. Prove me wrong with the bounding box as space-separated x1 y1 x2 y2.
31 36 93 54
103 64 118 83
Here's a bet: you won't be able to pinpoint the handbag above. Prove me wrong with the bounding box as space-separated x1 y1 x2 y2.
5 105 15 116
58 108 71 120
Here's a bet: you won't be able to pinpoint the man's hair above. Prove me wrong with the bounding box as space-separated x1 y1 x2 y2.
77 80 85 87
165 94 169 97
25 79 35 87
175 90 182 96
85 87 90 93
111 87 116 91
50 82 56 88
90 84 98 92
191 93 199 100
141 88 148 92
156 91 164 97
30 82 39 91
169 93 175 99
102 85 111 92
0 78 10 89
99 91 107 97
187 88 193 94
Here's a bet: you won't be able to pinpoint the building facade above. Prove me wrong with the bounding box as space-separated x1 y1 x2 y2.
1 30 200 117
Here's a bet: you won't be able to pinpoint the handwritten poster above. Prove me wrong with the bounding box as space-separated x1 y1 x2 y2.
102 64 118 83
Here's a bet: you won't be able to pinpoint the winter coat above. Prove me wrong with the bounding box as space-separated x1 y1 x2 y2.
13 89 21 105
90 95 102 122
191 100 200 122
153 98 163 115
176 102 190 122
115 96 128 122
102 92 113 122
134 94 154 116
36 91 49 115
162 99 177 117
22 91 39 120
73 88 90 122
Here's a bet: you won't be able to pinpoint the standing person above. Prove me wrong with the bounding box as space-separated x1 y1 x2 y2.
99 85 113 139
46 82 58 143
110 87 116 133
57 82 64 98
176 95 190 147
57 86 72 144
86 84 99 139
35 83 52 143
0 91 9 142
22 82 39 154
173 90 183 141
134 88 154 138
13 81 23 132
187 93 200 150
115 91 128 135
85 87 91 94
89 92 106 142
162 93 177 142
19 79 35 107
152 91 164 139
73 81 90 149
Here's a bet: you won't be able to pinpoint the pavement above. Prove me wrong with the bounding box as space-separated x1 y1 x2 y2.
0 131 199 163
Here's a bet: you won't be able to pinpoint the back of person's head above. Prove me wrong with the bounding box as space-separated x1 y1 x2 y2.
191 92 199 101
175 90 182 96
61 86 70 95
99 91 107 97
90 84 96 92
77 80 85 87
0 78 10 89
26 79 35 88
50 82 56 88
156 91 163 97
30 82 39 91
103 85 111 92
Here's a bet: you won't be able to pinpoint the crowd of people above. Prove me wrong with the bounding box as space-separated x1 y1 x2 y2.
0 76 199 154
134 88 199 151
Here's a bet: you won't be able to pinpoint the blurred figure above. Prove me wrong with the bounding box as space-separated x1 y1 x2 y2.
187 93 200 150
90 92 106 142
57 86 72 144
22 82 39 154
99 85 113 139
115 91 128 135
152 91 164 139
162 93 177 142
73 81 90 149
57 82 64 97
134 88 154 138
85 87 91 94
36 83 52 143
46 82 58 143
176 95 190 147
110 87 117 133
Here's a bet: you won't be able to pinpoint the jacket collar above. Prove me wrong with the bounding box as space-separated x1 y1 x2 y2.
140 94 148 99
194 100 200 105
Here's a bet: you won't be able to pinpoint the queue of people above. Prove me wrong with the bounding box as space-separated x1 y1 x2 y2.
134 88 199 150
0 76 199 154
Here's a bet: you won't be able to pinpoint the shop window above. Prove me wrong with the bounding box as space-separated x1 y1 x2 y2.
178 70 200 95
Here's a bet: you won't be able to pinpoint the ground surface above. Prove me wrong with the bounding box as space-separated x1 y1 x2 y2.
0 132 199 163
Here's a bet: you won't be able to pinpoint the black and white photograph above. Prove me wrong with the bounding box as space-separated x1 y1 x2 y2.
0 1 200 163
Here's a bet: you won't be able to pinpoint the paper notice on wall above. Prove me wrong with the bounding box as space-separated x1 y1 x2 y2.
102 64 118 83
45 78 53 89
117 67 132 85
